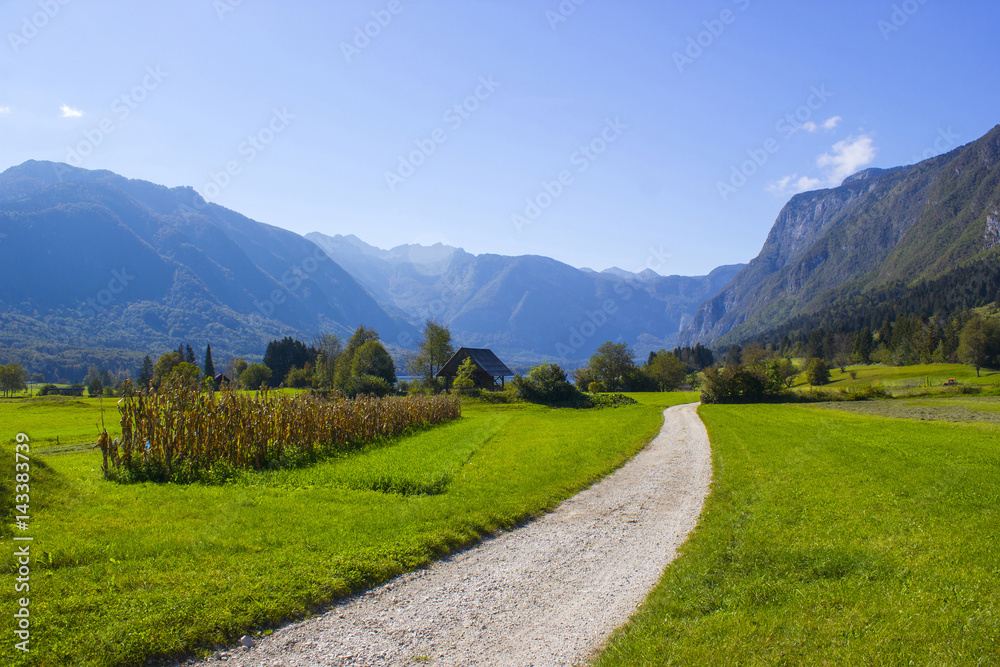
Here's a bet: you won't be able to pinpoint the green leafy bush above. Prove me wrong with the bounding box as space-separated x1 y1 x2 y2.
284 366 315 389
477 388 517 404
240 362 272 389
701 363 787 404
589 393 639 409
512 363 587 407
344 374 392 398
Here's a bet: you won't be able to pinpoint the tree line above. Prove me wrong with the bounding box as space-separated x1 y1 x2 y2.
117 322 458 398
569 342 715 393
736 306 1000 378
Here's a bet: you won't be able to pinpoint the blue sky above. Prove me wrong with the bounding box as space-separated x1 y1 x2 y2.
1 0 997 276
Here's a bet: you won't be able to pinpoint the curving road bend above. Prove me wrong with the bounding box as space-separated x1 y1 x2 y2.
197 402 712 667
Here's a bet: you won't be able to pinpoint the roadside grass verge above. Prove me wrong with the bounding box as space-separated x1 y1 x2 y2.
0 392 696 666
596 403 1000 666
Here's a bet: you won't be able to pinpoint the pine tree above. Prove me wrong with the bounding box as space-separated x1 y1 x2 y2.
138 355 155 389
807 358 831 386
185 344 196 365
203 345 215 379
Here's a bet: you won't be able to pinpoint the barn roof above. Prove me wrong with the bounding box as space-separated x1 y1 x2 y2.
436 347 514 378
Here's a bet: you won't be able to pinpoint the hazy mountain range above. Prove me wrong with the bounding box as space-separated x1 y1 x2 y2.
0 161 739 379
0 161 411 379
3 123 998 381
307 232 742 365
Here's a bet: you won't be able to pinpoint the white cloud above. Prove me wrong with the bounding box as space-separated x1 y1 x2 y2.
60 104 83 118
0 106 10 115
767 132 878 197
767 174 823 196
793 116 840 134
816 134 877 185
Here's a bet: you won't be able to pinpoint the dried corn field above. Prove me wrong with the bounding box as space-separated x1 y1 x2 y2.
99 382 461 483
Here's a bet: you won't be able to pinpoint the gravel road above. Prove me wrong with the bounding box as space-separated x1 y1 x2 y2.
198 402 712 667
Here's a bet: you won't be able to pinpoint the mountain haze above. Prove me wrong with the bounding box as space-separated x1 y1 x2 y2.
0 161 412 378
308 232 743 365
0 161 742 379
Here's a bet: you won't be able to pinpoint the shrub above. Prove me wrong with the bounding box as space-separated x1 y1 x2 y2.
477 388 517 404
240 363 272 390
512 363 586 406
38 384 59 396
701 363 786 404
284 366 314 389
344 374 392 398
588 381 606 394
589 393 638 409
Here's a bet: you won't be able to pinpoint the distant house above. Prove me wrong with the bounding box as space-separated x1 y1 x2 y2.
213 373 231 387
436 348 514 391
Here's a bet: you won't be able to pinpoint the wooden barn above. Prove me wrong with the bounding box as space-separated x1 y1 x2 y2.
436 348 514 391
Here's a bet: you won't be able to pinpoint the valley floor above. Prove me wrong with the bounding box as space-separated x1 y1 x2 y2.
187 403 711 667
597 397 1000 666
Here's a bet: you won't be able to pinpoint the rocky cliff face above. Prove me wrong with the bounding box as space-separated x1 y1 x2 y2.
987 212 1000 250
680 124 1000 346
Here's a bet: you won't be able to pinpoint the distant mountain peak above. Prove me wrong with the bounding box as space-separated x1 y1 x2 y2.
309 231 744 364
602 267 663 282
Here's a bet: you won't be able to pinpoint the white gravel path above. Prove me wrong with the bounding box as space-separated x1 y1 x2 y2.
199 402 712 667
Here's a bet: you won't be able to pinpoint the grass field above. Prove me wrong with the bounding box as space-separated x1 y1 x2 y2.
790 362 1000 392
596 399 1000 666
819 395 1000 425
0 396 119 451
0 392 697 667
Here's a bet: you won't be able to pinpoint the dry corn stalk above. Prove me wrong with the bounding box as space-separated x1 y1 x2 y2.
109 380 461 483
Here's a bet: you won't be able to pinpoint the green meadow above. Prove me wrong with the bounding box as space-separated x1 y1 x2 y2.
0 392 696 667
597 397 1000 666
791 362 1000 392
4 383 998 666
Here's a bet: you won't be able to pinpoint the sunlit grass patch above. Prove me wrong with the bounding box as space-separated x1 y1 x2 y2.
597 403 1000 666
0 392 697 666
